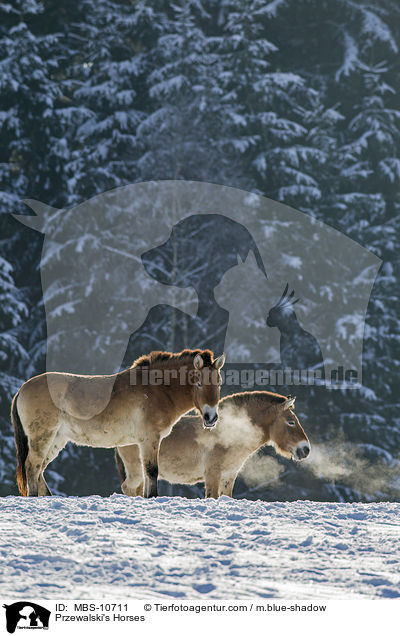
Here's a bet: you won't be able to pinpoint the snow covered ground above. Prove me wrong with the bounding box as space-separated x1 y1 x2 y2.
1 495 400 600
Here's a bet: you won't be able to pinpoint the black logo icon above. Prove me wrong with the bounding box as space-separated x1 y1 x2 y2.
3 602 50 633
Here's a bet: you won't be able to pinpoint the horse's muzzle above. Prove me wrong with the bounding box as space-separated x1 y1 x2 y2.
294 442 311 461
203 411 218 429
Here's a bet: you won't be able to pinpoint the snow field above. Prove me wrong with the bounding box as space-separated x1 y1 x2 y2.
1 495 400 600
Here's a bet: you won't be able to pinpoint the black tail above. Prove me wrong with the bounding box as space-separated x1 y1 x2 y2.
11 391 28 496
114 448 126 487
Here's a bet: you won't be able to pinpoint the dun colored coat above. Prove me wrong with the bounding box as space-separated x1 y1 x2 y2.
115 391 310 498
12 349 225 497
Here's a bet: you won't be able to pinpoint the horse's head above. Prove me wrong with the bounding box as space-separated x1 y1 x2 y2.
266 283 299 327
191 351 225 428
269 396 310 461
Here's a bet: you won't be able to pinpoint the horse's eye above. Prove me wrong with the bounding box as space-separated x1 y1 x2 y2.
287 420 296 427
197 382 202 388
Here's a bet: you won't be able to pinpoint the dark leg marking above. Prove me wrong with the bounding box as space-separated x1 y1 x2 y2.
145 462 158 480
145 462 158 497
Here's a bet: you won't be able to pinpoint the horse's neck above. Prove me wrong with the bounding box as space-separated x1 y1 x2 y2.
128 365 195 419
243 400 273 447
218 401 265 452
167 379 194 418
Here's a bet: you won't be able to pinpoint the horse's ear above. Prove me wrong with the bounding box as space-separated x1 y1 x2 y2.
282 396 296 410
213 353 225 370
193 354 204 370
12 199 59 233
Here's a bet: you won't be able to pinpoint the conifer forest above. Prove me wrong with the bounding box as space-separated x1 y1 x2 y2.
1 0 400 501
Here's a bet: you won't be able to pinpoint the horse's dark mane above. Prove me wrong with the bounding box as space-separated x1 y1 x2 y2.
132 349 215 368
221 390 287 407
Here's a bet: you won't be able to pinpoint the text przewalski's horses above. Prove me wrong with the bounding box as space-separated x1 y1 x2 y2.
115 391 310 498
11 349 225 497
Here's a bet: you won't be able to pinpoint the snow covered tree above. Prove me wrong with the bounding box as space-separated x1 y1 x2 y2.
342 65 400 405
0 0 72 213
1 0 400 500
0 219 29 494
135 0 237 184
62 0 148 203
215 0 319 197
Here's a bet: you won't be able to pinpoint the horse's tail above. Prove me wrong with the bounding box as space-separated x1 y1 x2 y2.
114 448 126 486
11 391 28 496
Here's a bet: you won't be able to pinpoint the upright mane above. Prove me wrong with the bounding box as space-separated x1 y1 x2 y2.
222 390 287 408
132 349 215 368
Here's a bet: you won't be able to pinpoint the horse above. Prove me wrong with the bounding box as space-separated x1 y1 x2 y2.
115 391 310 498
11 349 225 498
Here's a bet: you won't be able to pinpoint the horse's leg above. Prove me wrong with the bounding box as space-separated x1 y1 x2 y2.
205 481 219 498
204 450 222 498
205 467 221 499
25 423 64 496
139 435 161 498
39 431 68 496
116 445 144 497
37 475 52 496
219 474 237 498
24 451 41 496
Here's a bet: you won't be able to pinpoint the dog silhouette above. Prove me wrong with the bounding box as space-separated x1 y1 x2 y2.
122 213 267 362
3 602 50 634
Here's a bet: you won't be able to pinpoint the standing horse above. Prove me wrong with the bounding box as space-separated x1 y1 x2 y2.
115 391 310 498
11 349 225 497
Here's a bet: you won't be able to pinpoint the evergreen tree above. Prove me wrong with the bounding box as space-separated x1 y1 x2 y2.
136 0 237 184
217 0 316 197
0 0 69 212
63 0 148 203
1 0 400 500
0 226 28 494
